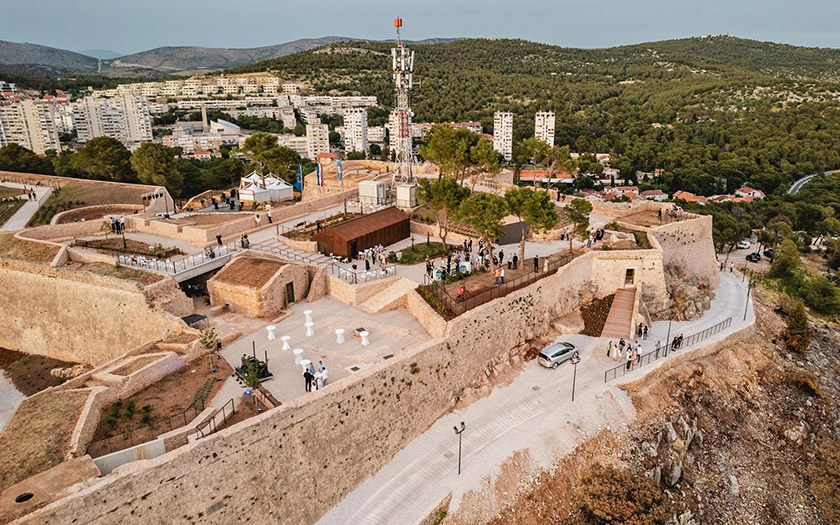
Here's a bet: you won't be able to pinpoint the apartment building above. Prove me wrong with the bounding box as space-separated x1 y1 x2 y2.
368 126 385 144
276 135 309 158
306 123 330 160
0 81 17 93
493 111 513 161
343 108 368 154
535 111 555 147
73 94 153 147
0 99 62 154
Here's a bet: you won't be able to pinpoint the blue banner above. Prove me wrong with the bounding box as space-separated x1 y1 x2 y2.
337 159 343 182
295 165 302 191
316 163 323 187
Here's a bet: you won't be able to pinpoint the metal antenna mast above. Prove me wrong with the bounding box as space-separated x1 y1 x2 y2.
391 17 415 185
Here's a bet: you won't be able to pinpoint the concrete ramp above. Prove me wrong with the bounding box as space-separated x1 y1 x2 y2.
601 287 636 339
359 278 418 314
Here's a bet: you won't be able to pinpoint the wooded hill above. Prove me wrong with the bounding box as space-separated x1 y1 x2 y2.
232 36 840 196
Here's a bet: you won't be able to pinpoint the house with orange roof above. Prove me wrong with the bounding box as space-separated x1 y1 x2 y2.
673 190 708 205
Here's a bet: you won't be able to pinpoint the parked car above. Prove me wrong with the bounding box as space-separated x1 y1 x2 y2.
538 341 579 369
746 252 761 263
737 240 751 250
763 248 775 259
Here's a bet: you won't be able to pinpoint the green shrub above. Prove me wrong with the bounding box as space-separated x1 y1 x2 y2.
123 400 136 419
802 275 840 315
785 300 812 353
577 464 669 524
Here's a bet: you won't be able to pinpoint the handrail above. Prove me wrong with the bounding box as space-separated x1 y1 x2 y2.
117 240 240 274
194 398 236 439
603 316 733 383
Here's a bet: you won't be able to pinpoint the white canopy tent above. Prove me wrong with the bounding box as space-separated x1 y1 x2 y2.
238 171 294 203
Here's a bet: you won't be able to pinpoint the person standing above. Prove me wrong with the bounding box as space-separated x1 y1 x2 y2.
500 267 505 283
499 250 505 265
655 340 661 358
216 234 223 246
607 340 613 358
494 266 501 285
267 209 273 224
643 325 648 340
533 255 539 272
626 351 633 371
512 254 519 269
303 368 313 392
255 213 262 227
458 284 466 301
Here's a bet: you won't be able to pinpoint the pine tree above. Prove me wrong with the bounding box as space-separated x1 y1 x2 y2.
785 300 812 353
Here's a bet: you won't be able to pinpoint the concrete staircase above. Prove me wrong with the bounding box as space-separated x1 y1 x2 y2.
601 287 636 339
359 278 418 314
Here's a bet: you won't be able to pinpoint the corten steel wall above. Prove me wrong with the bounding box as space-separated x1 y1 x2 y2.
313 209 410 258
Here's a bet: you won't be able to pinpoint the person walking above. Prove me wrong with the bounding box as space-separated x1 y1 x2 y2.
267 209 273 224
643 325 648 340
607 340 613 358
655 340 661 358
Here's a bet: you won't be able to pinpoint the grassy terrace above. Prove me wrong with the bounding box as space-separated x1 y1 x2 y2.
0 233 60 263
0 390 90 491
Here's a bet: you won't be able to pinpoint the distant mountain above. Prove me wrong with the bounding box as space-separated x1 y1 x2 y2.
78 49 122 60
0 40 98 72
103 37 354 74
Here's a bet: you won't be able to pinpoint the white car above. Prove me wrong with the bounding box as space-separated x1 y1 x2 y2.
737 240 751 250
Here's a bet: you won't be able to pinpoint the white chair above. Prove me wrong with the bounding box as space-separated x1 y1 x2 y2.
335 329 345 344
293 348 303 365
360 330 370 347
266 325 276 341
281 335 291 351
305 322 314 337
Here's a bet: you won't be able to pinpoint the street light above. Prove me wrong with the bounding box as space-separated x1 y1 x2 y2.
453 421 466 475
570 353 581 401
744 278 754 321
664 311 674 357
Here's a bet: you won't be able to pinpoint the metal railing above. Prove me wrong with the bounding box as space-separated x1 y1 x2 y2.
329 263 397 284
421 252 577 317
117 241 240 274
603 316 733 383
249 240 327 266
86 397 206 458
194 398 236 440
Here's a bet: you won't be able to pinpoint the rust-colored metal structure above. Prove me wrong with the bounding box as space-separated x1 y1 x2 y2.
312 207 410 259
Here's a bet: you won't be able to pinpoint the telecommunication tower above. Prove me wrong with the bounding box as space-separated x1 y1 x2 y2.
391 17 415 185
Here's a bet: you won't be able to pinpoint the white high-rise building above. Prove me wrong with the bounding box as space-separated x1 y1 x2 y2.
306 123 330 160
0 100 61 154
535 111 555 147
343 108 368 154
73 94 153 147
493 111 513 161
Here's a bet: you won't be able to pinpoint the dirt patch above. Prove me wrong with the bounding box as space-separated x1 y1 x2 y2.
169 213 246 228
0 348 78 396
0 186 25 199
27 179 155 226
74 237 182 258
580 294 614 336
110 355 165 377
0 390 90 492
87 357 233 457
54 205 141 224
617 209 665 228
158 332 198 345
212 257 284 288
0 233 60 263
68 261 164 285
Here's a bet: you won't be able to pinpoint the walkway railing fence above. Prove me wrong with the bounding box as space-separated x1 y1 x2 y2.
603 316 733 383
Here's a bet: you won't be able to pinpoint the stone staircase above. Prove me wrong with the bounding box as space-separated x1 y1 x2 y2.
601 287 636 339
250 239 333 266
359 278 418 314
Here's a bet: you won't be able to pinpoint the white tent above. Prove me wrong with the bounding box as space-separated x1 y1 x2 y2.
239 171 293 203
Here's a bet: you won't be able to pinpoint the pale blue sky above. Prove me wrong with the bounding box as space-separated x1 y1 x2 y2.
3 0 839 55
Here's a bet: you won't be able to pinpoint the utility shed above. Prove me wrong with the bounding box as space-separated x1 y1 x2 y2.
312 206 410 259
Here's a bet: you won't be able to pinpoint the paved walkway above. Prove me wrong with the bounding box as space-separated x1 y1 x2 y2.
0 372 25 432
0 182 52 231
318 273 754 525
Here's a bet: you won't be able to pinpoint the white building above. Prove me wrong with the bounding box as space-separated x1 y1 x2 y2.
368 126 385 144
73 94 153 147
493 111 513 161
0 99 62 154
343 108 368 154
535 111 555 147
306 123 330 160
277 135 309 158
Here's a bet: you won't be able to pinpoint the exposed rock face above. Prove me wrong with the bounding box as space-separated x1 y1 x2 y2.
50 364 91 379
656 263 715 321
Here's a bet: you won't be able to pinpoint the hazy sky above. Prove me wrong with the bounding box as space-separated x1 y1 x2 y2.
3 0 840 55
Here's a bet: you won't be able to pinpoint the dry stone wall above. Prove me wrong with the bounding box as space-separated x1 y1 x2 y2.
0 258 183 365
649 215 720 289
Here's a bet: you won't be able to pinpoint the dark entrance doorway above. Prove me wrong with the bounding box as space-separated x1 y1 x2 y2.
624 268 635 286
284 282 295 306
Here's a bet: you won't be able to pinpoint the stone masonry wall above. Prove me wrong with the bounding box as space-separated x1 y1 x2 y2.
649 214 720 289
0 259 183 365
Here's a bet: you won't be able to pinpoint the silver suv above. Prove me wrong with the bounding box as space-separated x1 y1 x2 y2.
538 341 579 369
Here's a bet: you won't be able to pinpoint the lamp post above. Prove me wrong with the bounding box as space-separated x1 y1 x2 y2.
453 421 466 475
664 311 674 357
570 353 581 401
744 278 754 321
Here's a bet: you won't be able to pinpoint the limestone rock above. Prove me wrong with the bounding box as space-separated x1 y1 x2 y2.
50 364 91 379
672 438 686 453
664 460 682 487
728 474 740 496
552 311 585 334
642 441 659 458
665 422 678 443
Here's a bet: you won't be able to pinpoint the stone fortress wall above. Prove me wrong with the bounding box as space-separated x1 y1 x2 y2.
16 214 718 525
0 258 186 366
12 213 718 524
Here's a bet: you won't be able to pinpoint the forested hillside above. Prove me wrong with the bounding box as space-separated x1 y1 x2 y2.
233 36 840 195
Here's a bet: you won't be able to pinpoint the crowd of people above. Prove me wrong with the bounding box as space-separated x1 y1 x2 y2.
302 360 328 392
606 331 685 372
358 244 389 271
